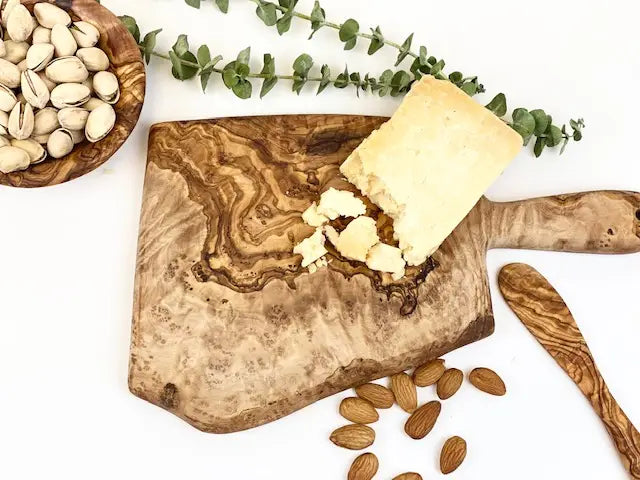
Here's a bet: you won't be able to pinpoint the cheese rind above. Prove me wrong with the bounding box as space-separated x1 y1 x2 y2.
340 76 522 266
293 227 327 268
316 188 366 220
331 216 379 262
302 202 328 227
366 243 406 279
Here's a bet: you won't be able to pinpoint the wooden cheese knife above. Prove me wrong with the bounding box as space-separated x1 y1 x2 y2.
498 263 640 479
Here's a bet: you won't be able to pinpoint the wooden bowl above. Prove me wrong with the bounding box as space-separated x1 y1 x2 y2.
0 0 145 188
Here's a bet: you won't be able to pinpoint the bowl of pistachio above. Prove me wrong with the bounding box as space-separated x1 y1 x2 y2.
0 0 145 188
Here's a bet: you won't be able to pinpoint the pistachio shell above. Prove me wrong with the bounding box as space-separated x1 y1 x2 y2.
92 71 119 104
33 3 71 29
17 58 28 72
21 69 50 109
32 26 51 44
68 128 84 144
33 107 59 135
70 21 99 48
6 4 33 42
8 101 34 139
4 40 29 64
0 40 6 58
37 70 57 91
31 132 50 144
0 134 10 147
15 92 26 105
51 24 76 57
0 57 20 87
85 102 115 143
83 97 106 112
45 56 88 83
0 110 8 135
26 43 54 71
81 76 93 93
0 144 30 173
47 128 73 158
11 138 46 164
1 0 19 29
50 83 91 109
76 47 109 72
0 83 17 112
57 107 88 131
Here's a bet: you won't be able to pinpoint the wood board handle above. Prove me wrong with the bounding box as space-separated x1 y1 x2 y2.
499 263 640 479
488 191 640 253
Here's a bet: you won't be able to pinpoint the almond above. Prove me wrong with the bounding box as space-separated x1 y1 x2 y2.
390 372 417 413
347 453 378 480
437 368 463 400
392 473 423 480
404 400 441 439
440 436 467 474
355 383 395 409
330 424 375 450
469 367 506 396
413 359 445 387
340 397 379 424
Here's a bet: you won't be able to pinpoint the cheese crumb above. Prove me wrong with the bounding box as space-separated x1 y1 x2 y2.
293 227 327 268
302 202 328 227
331 216 379 262
316 188 366 220
366 243 406 280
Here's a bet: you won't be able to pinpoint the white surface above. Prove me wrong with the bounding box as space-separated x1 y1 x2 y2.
1 1 639 478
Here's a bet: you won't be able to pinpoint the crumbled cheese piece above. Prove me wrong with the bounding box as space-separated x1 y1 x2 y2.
302 202 328 227
293 227 327 268
340 76 522 266
323 225 340 246
316 187 366 220
366 243 406 280
331 216 379 262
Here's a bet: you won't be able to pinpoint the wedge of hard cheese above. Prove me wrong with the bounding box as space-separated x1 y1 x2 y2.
340 76 522 266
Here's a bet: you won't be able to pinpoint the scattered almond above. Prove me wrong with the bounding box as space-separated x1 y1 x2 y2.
330 424 375 450
437 368 463 400
469 367 506 396
404 400 441 439
355 383 395 409
347 453 379 480
392 473 423 480
390 372 417 413
340 397 379 424
440 436 467 474
413 359 445 387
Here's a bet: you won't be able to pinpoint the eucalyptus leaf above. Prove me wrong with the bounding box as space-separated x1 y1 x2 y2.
197 45 211 67
233 79 252 99
293 54 313 76
141 29 162 64
173 35 190 57
534 136 546 157
255 1 278 26
544 124 563 147
260 76 278 97
334 67 350 88
317 64 331 94
292 77 306 94
530 109 550 136
277 14 293 34
222 62 239 88
395 33 413 66
185 0 200 8
511 108 536 143
237 47 251 66
339 19 359 42
118 15 140 44
368 26 384 55
309 1 325 38
343 37 356 50
170 50 198 80
448 71 463 84
460 82 477 96
260 53 275 76
485 93 507 117
200 72 212 92
215 0 229 13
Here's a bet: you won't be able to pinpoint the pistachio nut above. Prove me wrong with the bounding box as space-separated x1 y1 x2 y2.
15 92 27 105
92 71 119 104
0 145 30 173
11 138 46 164
17 59 28 73
81 76 93 93
1 0 19 29
0 110 8 135
57 107 88 131
0 135 10 148
50 83 91 109
26 43 54 71
46 128 73 158
33 3 71 29
0 83 17 112
33 106 59 135
6 4 34 43
51 24 76 57
0 58 20 87
8 101 34 139
85 102 115 143
32 25 51 44
21 69 50 109
45 56 89 83
30 132 50 144
76 47 109 72
70 21 99 48
83 97 106 112
37 71 57 92
4 40 29 64
68 128 84 144
0 39 6 59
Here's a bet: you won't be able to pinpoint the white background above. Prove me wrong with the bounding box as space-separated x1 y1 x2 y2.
1 0 639 478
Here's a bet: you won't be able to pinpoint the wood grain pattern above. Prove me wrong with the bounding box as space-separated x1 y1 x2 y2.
0 0 145 188
499 263 640 479
129 114 640 433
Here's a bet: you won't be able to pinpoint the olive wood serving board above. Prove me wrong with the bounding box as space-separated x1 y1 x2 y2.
499 263 640 479
129 115 640 433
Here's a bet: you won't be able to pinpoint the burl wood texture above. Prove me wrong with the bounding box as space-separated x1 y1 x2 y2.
130 114 640 433
0 0 145 188
499 263 640 479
